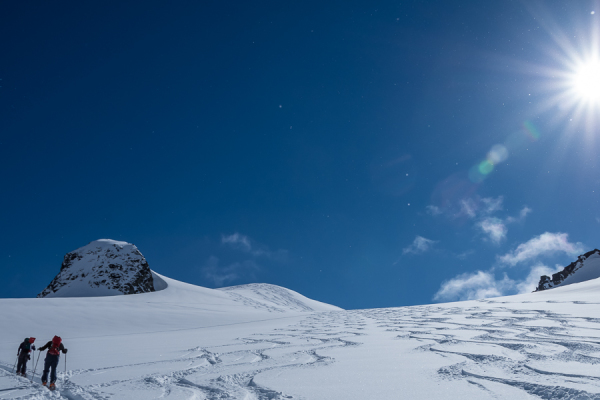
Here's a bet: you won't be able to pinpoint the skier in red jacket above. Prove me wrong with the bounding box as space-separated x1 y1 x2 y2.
38 336 68 390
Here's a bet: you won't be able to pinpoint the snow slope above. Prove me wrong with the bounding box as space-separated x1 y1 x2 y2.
218 283 339 313
4 275 600 399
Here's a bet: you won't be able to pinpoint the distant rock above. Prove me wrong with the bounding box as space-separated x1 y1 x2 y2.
38 239 157 298
535 249 600 292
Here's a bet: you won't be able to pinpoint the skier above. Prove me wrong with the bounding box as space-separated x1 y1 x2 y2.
16 337 36 377
38 336 68 390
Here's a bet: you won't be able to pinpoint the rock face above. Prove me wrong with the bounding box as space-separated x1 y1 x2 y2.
38 239 156 298
535 249 600 292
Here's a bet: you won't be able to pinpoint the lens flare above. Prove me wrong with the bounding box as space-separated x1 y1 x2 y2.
468 165 485 184
468 143 512 184
522 121 541 141
478 160 494 175
487 145 508 164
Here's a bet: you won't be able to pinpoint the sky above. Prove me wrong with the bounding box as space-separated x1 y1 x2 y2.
1 1 600 309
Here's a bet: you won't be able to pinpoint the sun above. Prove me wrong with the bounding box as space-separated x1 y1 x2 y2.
525 14 600 139
570 59 600 104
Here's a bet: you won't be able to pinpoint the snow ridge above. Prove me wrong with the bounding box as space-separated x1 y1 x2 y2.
535 249 600 292
37 239 156 298
218 283 341 312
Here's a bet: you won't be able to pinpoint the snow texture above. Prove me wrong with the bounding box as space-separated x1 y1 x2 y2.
218 283 337 313
536 249 600 291
7 265 600 398
37 239 156 298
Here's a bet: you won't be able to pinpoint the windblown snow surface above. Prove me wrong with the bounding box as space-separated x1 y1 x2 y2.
4 274 600 399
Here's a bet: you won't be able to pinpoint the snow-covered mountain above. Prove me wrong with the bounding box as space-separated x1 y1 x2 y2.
36 239 340 315
38 239 156 298
535 248 600 291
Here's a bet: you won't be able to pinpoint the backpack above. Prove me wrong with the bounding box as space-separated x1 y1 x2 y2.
22 338 31 353
48 336 62 356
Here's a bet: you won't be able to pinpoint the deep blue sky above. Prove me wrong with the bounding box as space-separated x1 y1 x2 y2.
2 1 600 309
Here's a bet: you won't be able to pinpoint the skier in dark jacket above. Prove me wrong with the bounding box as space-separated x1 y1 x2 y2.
16 337 36 377
38 336 67 389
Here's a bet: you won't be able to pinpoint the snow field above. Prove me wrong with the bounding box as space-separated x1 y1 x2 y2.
4 275 600 398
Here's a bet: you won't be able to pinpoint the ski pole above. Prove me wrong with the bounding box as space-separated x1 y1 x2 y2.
64 354 67 375
31 351 41 383
11 356 18 373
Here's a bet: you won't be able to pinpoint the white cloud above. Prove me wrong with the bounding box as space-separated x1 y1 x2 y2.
456 250 475 260
478 218 507 244
430 195 524 225
434 234 581 301
478 205 530 244
202 256 259 286
506 206 532 224
481 196 504 214
459 199 477 218
426 205 442 216
454 196 503 219
426 196 533 250
498 232 585 266
433 263 567 301
515 263 564 294
433 271 515 302
222 233 288 261
222 233 252 252
520 206 532 219
403 236 437 255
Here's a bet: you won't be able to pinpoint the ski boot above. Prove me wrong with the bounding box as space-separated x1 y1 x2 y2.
49 382 56 391
42 381 47 386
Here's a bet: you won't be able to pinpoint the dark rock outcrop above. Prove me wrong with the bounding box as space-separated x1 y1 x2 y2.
38 239 156 298
535 249 600 292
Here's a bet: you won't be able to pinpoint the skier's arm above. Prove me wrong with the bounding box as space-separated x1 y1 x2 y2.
17 343 22 356
38 341 52 351
59 343 67 353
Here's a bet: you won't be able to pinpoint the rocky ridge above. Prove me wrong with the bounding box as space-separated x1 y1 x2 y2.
38 239 156 298
535 249 600 292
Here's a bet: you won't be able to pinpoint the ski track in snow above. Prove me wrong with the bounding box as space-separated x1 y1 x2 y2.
4 301 600 399
368 302 600 400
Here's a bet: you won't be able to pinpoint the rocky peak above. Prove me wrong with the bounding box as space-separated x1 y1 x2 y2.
38 239 156 298
535 249 600 292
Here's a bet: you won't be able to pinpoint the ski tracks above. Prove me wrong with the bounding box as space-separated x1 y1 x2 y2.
164 312 366 399
0 366 65 400
365 303 600 400
8 303 599 399
0 312 367 399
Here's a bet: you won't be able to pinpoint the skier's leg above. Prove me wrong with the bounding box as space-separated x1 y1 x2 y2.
41 357 51 383
50 357 59 383
17 356 26 375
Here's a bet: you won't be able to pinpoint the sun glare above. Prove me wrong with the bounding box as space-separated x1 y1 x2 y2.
571 60 600 104
527 12 600 139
